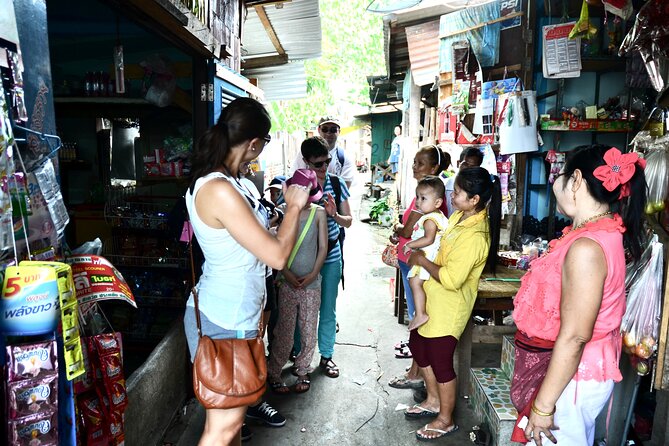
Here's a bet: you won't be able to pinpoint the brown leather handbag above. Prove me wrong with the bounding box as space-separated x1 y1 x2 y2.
189 241 267 409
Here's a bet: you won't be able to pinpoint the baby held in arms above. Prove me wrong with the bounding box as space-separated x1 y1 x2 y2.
403 176 448 331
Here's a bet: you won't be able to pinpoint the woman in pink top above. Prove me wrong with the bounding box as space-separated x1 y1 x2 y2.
388 146 449 388
511 145 646 446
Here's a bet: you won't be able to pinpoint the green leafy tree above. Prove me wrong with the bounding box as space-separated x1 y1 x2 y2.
269 0 385 132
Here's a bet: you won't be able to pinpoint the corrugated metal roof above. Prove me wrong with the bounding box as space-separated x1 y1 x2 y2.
405 20 440 86
244 62 308 101
242 0 321 61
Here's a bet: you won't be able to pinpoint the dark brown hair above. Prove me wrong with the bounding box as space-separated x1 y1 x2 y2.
189 98 270 191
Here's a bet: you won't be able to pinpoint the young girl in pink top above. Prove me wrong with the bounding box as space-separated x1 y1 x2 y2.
511 145 646 446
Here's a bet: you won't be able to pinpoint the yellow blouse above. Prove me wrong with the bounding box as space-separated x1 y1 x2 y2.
418 209 490 339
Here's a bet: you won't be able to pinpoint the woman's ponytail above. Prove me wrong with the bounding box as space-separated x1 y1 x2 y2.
455 167 502 274
621 164 646 261
486 175 502 274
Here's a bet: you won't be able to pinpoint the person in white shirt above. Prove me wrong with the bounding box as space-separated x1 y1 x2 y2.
444 147 484 216
291 116 355 188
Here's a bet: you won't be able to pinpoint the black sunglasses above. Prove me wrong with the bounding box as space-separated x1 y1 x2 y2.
308 157 332 168
320 126 339 134
263 134 272 144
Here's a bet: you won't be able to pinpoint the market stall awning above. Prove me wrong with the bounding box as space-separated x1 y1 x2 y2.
241 0 321 101
243 62 307 101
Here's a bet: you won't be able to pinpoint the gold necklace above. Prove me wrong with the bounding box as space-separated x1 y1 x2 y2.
547 211 612 253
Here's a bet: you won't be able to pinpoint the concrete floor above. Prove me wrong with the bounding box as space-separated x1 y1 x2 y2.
166 174 502 445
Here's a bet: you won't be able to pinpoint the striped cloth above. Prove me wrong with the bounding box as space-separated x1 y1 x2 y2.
319 173 350 264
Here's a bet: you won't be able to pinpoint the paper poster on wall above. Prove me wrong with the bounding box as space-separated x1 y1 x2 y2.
542 22 582 79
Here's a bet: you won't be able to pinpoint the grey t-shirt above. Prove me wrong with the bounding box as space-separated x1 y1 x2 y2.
280 205 322 290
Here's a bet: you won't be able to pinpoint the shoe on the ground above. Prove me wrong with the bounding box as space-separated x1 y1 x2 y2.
241 423 252 442
246 401 286 427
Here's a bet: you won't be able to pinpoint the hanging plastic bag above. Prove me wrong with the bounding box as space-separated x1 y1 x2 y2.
621 238 663 362
497 90 539 155
570 0 598 40
643 137 669 214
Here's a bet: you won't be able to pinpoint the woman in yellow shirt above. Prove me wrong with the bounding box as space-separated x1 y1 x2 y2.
404 167 502 441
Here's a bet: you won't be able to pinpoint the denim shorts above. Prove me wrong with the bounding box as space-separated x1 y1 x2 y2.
184 306 259 362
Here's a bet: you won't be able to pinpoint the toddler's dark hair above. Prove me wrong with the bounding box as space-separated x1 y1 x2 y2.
417 176 446 201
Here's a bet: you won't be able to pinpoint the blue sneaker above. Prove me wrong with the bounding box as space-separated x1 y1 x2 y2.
241 423 252 442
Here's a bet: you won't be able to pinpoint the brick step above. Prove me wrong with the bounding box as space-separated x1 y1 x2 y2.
500 335 515 381
469 367 518 446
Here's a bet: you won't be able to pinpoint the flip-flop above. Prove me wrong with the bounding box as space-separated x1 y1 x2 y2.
394 340 409 350
404 404 439 419
415 423 459 441
395 346 412 359
388 374 424 389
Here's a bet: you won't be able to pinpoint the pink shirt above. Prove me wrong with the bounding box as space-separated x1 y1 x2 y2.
513 215 627 382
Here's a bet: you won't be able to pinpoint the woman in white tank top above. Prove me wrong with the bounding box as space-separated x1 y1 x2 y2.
184 98 308 446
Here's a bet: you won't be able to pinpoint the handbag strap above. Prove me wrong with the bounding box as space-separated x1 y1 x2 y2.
187 226 204 339
286 205 316 269
187 201 266 341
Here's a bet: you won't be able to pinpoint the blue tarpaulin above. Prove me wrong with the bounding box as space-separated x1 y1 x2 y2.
439 1 501 72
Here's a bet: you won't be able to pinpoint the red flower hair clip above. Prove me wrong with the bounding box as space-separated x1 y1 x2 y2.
593 147 646 199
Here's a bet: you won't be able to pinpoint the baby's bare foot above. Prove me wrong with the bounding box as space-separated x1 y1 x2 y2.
408 313 429 331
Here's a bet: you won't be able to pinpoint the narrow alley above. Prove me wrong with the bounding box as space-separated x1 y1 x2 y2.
168 173 500 446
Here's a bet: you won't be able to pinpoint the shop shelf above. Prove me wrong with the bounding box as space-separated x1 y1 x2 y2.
105 254 188 269
540 119 633 132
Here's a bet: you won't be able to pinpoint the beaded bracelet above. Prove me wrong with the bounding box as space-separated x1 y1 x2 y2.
531 401 555 417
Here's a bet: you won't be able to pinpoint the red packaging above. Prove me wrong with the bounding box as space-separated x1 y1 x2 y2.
107 410 124 440
144 162 160 177
7 341 58 382
159 162 175 176
78 393 104 428
9 411 58 445
100 352 123 381
154 148 166 163
108 379 128 412
8 374 58 418
85 427 109 446
91 333 121 356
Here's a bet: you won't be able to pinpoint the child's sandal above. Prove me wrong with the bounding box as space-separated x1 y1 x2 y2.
269 381 290 395
294 375 311 393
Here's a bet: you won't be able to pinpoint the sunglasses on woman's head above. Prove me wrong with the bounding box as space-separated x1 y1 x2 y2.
320 126 339 134
308 157 332 168
263 134 272 144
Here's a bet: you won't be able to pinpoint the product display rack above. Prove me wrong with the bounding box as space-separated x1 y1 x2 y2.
102 186 189 364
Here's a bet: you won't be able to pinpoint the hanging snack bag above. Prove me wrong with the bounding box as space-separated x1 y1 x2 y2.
8 374 58 418
7 340 58 382
8 411 58 446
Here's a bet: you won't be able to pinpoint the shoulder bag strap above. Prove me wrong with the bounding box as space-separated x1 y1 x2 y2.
287 205 317 270
188 230 203 339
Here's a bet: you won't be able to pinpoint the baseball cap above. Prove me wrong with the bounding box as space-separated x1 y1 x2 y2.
265 175 286 191
318 116 340 127
286 169 323 203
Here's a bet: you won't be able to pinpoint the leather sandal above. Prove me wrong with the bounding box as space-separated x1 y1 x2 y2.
319 357 340 378
294 375 311 393
269 381 290 395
